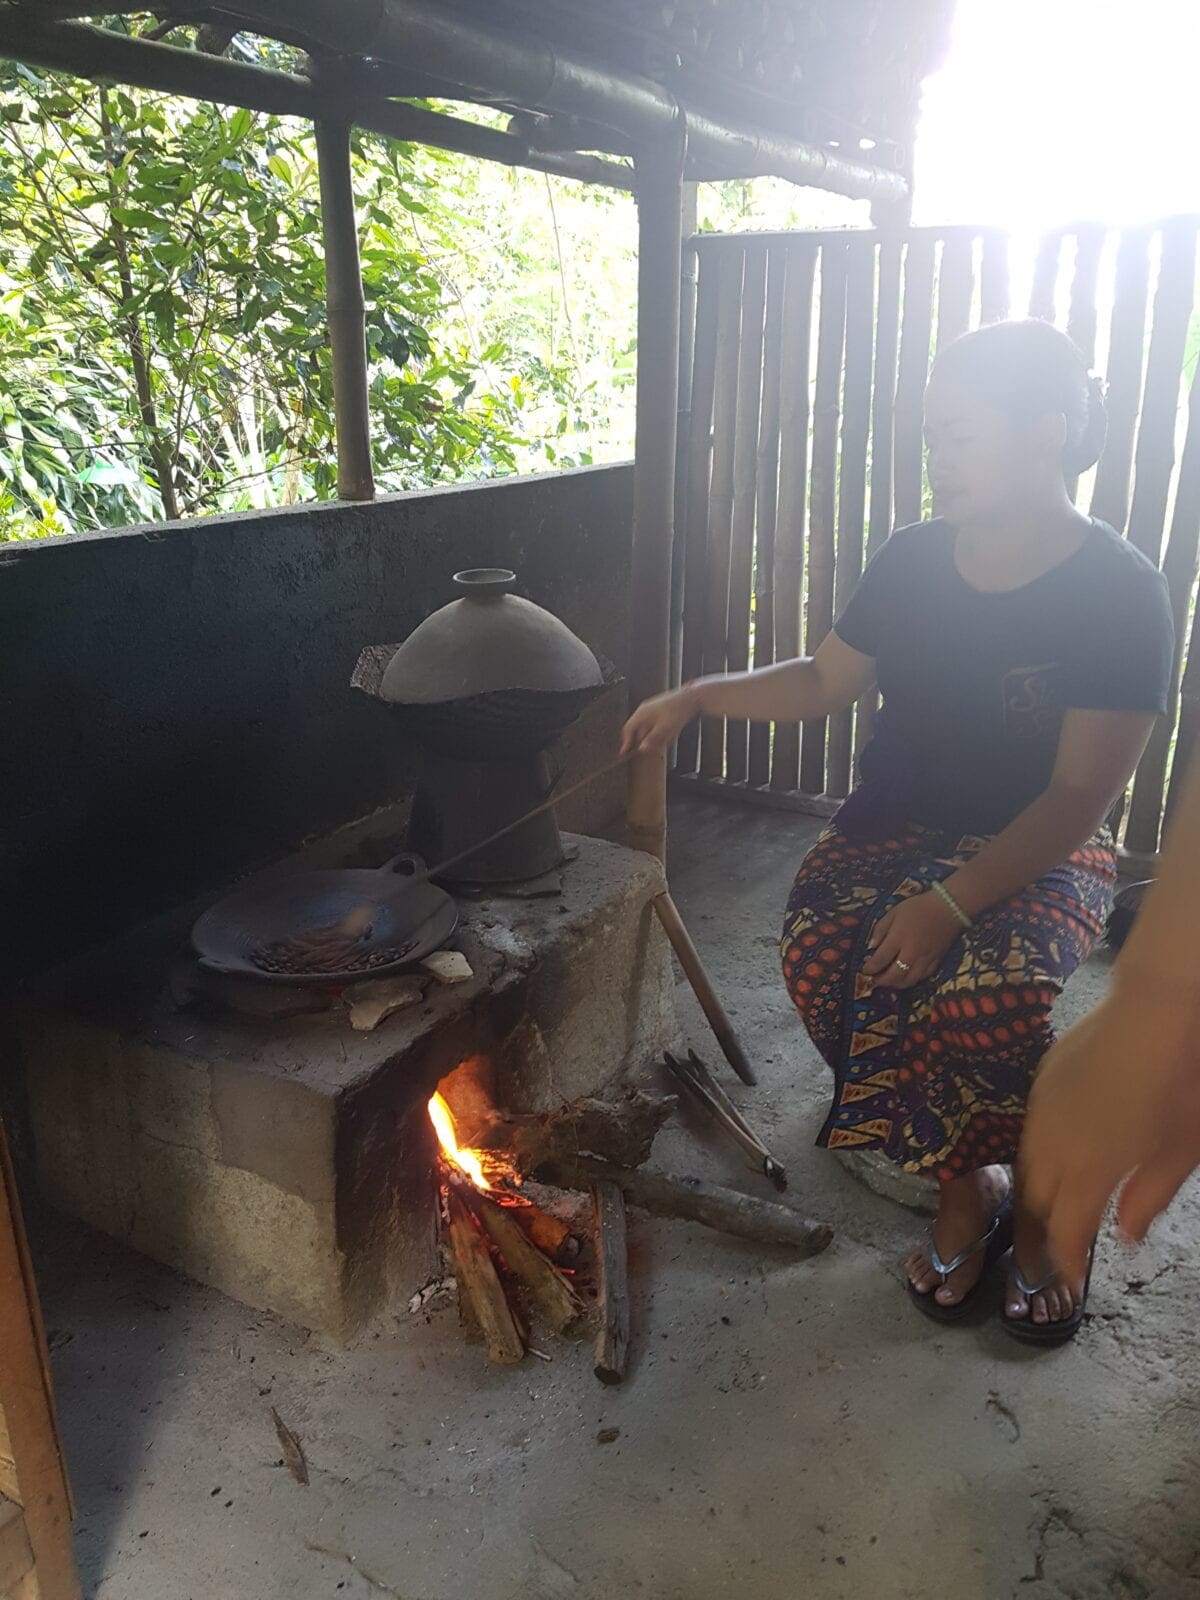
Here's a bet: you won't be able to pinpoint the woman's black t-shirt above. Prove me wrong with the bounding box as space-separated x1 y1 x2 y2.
833 518 1174 837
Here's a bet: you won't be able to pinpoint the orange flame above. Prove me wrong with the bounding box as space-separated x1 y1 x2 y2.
428 1092 491 1190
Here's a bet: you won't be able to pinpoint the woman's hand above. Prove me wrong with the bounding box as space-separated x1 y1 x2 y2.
620 683 702 757
861 890 963 989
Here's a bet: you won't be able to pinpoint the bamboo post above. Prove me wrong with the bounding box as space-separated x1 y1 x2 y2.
315 119 375 501
1125 350 1200 853
893 233 936 527
669 185 700 703
799 239 847 795
859 232 902 732
935 231 974 352
827 238 875 797
978 230 1011 325
699 247 745 779
676 245 720 775
724 243 768 786
1066 225 1105 370
1090 226 1152 533
626 137 685 863
1127 219 1197 564
1028 231 1062 321
770 241 816 793
749 244 786 789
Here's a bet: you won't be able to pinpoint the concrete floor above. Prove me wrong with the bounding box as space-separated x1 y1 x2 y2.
29 796 1200 1600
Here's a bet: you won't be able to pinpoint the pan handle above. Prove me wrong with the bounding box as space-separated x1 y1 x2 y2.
380 851 425 876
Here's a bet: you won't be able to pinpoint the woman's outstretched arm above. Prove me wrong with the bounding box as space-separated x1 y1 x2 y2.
621 632 875 757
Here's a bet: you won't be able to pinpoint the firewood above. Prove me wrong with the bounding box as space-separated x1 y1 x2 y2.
463 1190 581 1334
444 1190 524 1365
591 1180 629 1386
509 1202 581 1266
537 1158 833 1256
474 1090 676 1174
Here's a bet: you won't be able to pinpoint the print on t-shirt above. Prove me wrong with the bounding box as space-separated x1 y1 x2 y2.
1001 663 1061 742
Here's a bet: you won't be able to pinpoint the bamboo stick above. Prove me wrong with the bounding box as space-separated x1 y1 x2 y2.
859 233 902 733
1064 225 1107 499
315 120 375 501
1028 231 1062 321
699 247 745 778
800 239 847 795
827 238 875 796
725 244 768 786
935 231 975 352
676 247 721 775
1090 226 1152 533
770 240 816 793
1127 219 1198 564
978 231 1011 325
653 891 757 1084
749 244 787 788
591 1181 629 1385
892 233 936 527
1125 350 1200 852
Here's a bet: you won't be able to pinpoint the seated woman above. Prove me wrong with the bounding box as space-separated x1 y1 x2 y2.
623 318 1173 1343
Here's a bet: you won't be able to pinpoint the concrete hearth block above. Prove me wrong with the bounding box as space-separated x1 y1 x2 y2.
13 834 677 1337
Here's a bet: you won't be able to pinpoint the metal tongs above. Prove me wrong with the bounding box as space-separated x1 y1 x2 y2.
664 1049 788 1192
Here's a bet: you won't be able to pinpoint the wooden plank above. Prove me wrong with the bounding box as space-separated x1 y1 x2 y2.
978 231 1010 324
1127 219 1198 563
1090 226 1153 532
699 247 745 778
676 246 721 774
859 233 902 734
770 240 816 793
724 244 768 786
892 233 936 527
0 1122 80 1600
0 1496 35 1597
827 238 875 797
1028 231 1062 321
935 231 975 352
1126 349 1200 853
591 1181 629 1385
800 239 848 794
749 245 787 789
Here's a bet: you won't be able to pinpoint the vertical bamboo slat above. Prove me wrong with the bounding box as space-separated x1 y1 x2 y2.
858 233 903 735
1064 225 1106 498
1028 231 1062 321
800 239 848 795
935 232 975 351
1126 351 1200 852
770 241 816 792
1090 226 1152 533
1167 588 1200 827
698 248 744 778
893 234 936 527
979 231 1010 324
827 239 875 797
676 249 721 774
749 246 787 788
1128 220 1197 563
724 245 768 786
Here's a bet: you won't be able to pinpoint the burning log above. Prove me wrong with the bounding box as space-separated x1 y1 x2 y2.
444 1189 525 1365
537 1158 834 1256
474 1090 677 1174
591 1180 629 1386
510 1204 581 1266
459 1185 582 1334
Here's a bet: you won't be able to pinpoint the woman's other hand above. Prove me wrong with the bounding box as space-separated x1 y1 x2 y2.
862 891 962 989
620 683 702 757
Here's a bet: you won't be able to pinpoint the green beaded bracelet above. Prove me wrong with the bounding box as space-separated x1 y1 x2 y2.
932 879 973 930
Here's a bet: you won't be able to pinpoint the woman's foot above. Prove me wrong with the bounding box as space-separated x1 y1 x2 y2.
1005 1198 1089 1327
906 1165 1012 1309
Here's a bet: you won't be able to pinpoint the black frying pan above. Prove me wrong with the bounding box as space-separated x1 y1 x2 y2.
191 853 459 985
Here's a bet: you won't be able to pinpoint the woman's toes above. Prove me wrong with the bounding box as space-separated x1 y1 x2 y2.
1006 1283 1029 1319
1031 1291 1049 1324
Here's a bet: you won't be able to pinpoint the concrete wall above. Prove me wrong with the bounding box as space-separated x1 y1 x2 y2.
1 466 634 981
